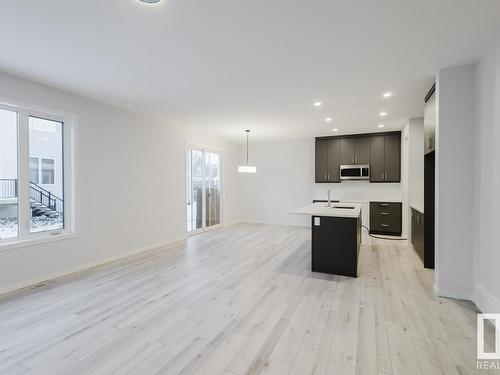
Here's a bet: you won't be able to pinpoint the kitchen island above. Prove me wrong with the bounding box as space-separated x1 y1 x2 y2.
291 202 362 277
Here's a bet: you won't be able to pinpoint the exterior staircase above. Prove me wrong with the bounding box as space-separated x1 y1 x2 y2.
30 181 63 219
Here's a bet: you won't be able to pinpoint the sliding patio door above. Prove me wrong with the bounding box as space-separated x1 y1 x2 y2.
187 147 221 233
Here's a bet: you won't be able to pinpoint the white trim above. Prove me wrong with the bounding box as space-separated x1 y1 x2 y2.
474 283 500 314
0 235 186 296
185 143 224 234
0 232 78 253
0 220 243 296
433 284 474 301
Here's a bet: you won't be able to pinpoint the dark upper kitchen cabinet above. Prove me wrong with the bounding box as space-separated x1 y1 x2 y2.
370 133 401 182
384 133 401 182
315 139 329 182
340 138 355 165
340 137 370 165
315 139 340 183
326 138 341 182
370 135 385 182
424 84 436 154
315 131 400 183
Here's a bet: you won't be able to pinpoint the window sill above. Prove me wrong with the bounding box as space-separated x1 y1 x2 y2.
0 231 78 252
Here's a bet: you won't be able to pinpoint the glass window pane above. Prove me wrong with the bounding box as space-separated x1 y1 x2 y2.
41 158 55 185
205 152 221 227
29 117 64 233
29 157 39 183
187 149 203 232
0 108 18 240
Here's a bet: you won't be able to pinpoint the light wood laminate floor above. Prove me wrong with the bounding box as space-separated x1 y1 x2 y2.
0 223 496 374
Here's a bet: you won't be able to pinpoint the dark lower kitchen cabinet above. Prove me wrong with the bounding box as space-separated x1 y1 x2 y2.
411 208 425 264
315 139 340 183
311 215 361 277
370 201 402 236
370 133 401 182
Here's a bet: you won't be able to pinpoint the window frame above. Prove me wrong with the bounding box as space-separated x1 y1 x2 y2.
0 97 77 251
185 143 224 236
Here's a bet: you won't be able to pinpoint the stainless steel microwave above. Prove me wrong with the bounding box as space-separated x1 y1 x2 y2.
340 165 370 180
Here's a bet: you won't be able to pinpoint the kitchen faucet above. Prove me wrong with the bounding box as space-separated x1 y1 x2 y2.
327 187 332 207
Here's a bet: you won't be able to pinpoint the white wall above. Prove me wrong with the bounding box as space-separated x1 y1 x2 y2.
0 71 243 293
435 65 476 299
408 118 424 213
474 38 500 313
241 137 406 233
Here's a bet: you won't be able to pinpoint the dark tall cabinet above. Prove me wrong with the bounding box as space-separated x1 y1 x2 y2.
424 151 435 269
422 84 436 269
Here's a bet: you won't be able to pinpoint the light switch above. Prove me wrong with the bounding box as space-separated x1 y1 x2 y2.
314 217 320 226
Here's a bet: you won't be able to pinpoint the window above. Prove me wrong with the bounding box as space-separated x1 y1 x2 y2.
0 101 74 246
0 108 18 240
29 117 64 233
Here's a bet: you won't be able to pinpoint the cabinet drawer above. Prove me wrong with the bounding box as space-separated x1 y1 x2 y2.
370 202 401 217
370 218 401 233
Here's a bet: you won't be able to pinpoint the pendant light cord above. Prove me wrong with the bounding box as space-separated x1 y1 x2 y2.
245 129 250 165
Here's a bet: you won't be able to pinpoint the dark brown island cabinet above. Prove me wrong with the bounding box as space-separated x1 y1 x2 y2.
311 215 361 278
315 131 401 183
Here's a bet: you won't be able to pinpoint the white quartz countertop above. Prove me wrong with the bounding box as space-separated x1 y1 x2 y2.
290 202 362 218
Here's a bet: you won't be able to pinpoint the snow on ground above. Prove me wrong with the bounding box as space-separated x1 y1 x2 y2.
0 216 63 239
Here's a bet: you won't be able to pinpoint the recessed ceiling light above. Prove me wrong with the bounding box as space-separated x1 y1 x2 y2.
325 117 332 122
379 112 387 117
314 102 322 107
139 0 162 3
332 128 339 132
378 124 385 128
383 92 392 98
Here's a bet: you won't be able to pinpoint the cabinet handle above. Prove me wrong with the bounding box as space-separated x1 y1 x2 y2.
381 172 384 179
324 173 327 180
381 224 389 227
385 173 388 180
379 204 389 207
381 212 389 215
327 173 330 180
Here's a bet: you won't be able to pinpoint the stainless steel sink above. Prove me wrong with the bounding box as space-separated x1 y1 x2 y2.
324 205 355 209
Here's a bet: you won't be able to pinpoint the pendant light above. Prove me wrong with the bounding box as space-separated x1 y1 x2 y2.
238 130 257 173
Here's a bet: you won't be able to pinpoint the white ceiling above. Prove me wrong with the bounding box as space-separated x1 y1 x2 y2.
1 0 500 142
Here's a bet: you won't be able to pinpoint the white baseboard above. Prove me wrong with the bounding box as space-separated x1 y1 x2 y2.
0 236 186 297
251 220 310 228
433 284 474 301
474 283 500 314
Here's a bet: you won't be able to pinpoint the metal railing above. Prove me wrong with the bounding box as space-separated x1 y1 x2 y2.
0 179 17 199
30 181 64 215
